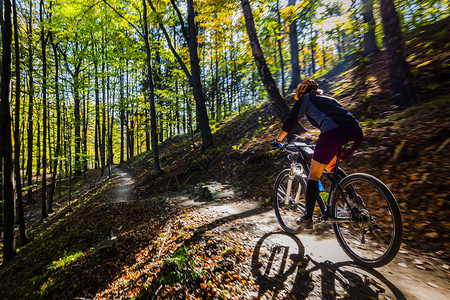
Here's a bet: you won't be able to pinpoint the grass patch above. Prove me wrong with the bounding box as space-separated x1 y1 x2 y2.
48 250 84 270
159 246 205 285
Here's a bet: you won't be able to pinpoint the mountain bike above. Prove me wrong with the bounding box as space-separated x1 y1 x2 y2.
273 141 402 267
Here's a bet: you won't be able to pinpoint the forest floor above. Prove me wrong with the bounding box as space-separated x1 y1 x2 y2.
0 17 449 300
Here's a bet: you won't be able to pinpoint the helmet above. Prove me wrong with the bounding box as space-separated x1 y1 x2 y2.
294 79 320 100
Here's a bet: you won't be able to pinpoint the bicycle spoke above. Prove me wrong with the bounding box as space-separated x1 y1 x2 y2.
332 174 402 267
274 170 306 235
340 227 363 244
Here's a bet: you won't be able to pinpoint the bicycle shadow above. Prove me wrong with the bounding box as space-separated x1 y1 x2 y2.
251 232 406 299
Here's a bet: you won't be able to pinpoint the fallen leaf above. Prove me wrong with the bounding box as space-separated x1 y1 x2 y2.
425 232 439 238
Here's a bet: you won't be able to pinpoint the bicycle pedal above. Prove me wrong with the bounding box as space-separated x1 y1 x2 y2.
314 217 324 224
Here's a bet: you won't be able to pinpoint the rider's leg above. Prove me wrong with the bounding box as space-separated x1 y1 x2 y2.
325 156 337 172
304 159 328 219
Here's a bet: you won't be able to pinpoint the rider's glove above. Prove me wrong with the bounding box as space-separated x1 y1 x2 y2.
271 140 282 149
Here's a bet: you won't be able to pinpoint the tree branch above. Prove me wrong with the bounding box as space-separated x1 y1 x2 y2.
101 0 144 38
168 0 188 42
146 0 192 84
80 0 103 22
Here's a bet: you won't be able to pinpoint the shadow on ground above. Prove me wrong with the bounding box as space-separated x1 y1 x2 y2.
251 232 406 299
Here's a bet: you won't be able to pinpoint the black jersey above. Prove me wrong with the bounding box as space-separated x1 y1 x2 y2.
281 93 360 133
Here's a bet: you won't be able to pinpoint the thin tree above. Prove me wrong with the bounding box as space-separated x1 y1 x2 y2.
287 0 301 94
93 40 100 169
276 0 285 95
143 0 162 174
13 0 27 244
82 88 88 177
40 0 48 218
59 42 83 177
241 0 289 119
48 28 60 213
148 0 213 149
26 0 34 203
1 0 16 263
119 68 125 164
101 32 107 175
362 0 378 56
378 0 416 107
309 23 317 75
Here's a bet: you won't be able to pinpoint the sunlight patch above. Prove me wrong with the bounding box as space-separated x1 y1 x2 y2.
49 251 84 270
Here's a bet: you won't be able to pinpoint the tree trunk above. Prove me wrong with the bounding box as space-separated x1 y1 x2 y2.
1 0 16 263
214 49 221 121
147 0 213 149
107 83 113 177
63 104 68 178
143 0 162 174
101 35 106 175
378 0 416 107
287 0 301 94
241 0 289 119
362 0 379 56
186 0 213 149
74 68 82 177
49 32 60 213
13 0 27 245
276 0 285 95
82 90 88 176
143 69 150 152
336 28 342 60
26 0 34 203
125 60 130 160
119 69 125 163
310 24 316 75
40 0 48 219
94 48 100 169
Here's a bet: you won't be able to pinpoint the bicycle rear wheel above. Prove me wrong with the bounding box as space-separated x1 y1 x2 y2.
331 173 402 268
273 169 307 235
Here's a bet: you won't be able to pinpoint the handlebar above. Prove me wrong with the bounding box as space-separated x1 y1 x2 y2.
276 141 315 156
281 142 314 150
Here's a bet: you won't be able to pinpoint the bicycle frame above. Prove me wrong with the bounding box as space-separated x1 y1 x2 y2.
284 143 360 224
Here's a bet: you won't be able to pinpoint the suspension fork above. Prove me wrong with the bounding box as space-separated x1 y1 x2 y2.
285 162 304 203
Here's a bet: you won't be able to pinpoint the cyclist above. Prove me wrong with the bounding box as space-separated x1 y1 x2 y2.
272 79 363 228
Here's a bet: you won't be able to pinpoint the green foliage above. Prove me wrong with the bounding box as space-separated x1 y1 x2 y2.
48 251 84 270
159 246 205 285
396 0 449 31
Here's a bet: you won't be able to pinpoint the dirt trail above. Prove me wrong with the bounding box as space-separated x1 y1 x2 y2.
113 170 449 299
111 168 136 203
173 194 449 300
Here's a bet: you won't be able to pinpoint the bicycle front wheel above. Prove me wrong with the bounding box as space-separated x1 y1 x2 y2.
331 173 402 268
273 169 307 235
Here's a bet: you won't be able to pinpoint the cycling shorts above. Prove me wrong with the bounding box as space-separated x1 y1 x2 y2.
313 127 363 165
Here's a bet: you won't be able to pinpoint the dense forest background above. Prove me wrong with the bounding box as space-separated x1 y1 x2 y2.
0 0 448 267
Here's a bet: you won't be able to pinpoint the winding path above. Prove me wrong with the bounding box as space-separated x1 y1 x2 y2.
111 168 135 203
